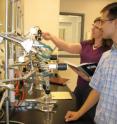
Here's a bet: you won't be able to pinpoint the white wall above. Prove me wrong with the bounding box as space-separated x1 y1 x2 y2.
0 0 5 79
24 0 60 36
0 0 60 35
0 0 5 32
59 57 80 91
60 0 116 40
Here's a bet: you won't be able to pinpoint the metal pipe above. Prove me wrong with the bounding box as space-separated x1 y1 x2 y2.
0 70 36 83
5 0 9 123
11 0 15 33
0 33 24 43
0 89 7 110
11 0 15 64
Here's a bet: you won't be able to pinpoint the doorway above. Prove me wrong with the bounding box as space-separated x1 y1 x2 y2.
59 12 84 43
58 12 84 56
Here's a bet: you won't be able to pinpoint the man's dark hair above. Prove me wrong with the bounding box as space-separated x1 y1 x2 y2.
101 2 117 20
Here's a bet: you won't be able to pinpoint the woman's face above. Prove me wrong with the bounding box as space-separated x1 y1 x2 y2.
91 21 103 39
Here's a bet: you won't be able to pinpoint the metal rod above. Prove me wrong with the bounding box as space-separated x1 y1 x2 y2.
11 0 15 67
5 0 9 123
0 33 24 43
0 89 7 110
12 0 15 33
3 1 25 124
0 70 36 83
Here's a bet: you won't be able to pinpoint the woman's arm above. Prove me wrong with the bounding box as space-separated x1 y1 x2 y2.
42 32 82 54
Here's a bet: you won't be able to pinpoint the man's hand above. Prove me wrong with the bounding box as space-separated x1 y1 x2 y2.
65 111 80 122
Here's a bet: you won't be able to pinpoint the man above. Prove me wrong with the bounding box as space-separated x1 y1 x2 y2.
65 2 117 124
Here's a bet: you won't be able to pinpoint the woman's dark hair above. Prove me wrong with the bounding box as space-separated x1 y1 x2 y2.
91 38 113 51
101 39 113 50
91 17 113 50
94 17 101 23
101 2 117 20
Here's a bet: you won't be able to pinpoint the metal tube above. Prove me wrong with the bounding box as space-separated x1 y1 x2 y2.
12 0 15 32
5 0 9 123
11 0 15 62
5 0 8 79
0 70 36 83
0 33 23 43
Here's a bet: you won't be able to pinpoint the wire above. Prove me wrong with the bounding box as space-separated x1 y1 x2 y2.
0 120 24 124
0 109 4 120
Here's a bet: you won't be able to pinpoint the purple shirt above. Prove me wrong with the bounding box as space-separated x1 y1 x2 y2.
77 40 109 87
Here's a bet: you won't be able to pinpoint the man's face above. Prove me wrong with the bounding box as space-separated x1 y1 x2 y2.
100 11 115 39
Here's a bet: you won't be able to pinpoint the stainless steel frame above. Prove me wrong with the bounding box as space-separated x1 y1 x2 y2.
2 0 24 123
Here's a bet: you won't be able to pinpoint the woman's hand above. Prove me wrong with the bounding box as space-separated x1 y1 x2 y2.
65 111 80 122
42 32 52 40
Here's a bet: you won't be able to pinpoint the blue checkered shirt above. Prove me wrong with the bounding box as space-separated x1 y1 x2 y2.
90 45 117 124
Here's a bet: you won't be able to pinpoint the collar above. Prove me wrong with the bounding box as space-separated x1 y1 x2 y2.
111 44 117 55
111 44 117 50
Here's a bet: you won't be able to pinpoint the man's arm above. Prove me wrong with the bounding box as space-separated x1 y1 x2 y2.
65 89 100 122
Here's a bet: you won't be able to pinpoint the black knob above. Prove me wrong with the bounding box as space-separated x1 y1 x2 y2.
50 55 57 60
57 63 67 70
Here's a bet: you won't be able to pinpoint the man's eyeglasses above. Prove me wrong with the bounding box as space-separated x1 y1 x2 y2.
100 18 115 24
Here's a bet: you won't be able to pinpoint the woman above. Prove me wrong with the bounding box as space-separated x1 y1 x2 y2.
42 17 112 122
